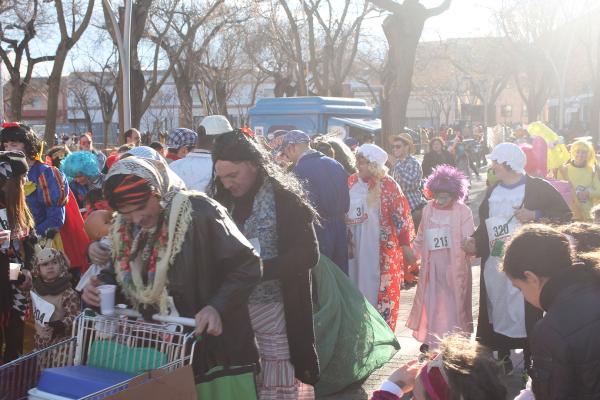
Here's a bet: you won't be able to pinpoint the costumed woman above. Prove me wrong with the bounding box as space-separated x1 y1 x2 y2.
406 165 475 349
0 123 89 280
462 142 571 373
61 151 104 210
211 129 320 399
347 143 415 331
556 139 600 221
82 156 262 377
0 151 36 363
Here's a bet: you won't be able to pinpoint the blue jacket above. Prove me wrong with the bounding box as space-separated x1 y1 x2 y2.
27 162 69 237
293 151 349 273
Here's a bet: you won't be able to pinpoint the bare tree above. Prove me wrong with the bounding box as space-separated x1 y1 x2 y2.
44 0 95 145
102 0 154 136
496 0 566 123
196 26 247 118
148 0 243 127
445 37 512 129
0 0 54 121
71 45 119 146
68 76 95 132
370 0 451 144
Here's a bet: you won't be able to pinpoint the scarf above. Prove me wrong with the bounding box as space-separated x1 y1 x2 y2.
107 157 191 313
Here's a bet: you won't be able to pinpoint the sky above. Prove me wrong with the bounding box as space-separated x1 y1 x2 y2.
11 0 597 78
365 0 499 42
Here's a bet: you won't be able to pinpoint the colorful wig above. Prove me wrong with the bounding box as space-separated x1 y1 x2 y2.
570 139 596 168
61 151 101 179
424 164 469 202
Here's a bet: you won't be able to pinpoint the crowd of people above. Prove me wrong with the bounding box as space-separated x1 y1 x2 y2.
1 119 599 399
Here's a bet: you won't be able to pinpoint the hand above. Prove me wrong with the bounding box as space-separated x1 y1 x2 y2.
576 189 590 202
88 241 111 265
17 269 32 291
402 245 416 265
194 305 222 336
388 359 420 393
82 275 102 307
0 230 10 245
462 237 476 255
514 207 536 223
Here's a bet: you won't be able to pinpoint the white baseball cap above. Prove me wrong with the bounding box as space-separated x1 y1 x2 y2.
487 142 526 174
200 115 233 136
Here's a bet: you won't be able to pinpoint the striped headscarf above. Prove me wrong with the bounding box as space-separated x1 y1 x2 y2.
105 156 184 210
104 156 191 313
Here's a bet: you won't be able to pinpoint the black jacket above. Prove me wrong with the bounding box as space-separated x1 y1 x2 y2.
260 183 321 385
473 175 571 349
164 194 262 375
531 269 600 399
421 150 455 178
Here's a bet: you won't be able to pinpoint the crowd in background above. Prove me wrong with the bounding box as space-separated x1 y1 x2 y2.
0 118 599 400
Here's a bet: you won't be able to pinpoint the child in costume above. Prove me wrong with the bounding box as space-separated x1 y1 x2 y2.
30 247 80 350
406 165 475 349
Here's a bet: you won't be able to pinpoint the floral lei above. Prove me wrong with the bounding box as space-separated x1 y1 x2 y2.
114 217 169 306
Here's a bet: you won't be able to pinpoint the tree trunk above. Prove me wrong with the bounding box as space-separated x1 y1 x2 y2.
130 67 145 129
174 78 193 128
9 81 23 121
381 13 423 146
45 46 68 145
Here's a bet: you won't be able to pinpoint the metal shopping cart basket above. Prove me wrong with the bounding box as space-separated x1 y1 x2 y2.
0 308 197 400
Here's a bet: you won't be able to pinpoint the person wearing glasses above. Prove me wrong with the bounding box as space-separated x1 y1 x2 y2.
391 133 427 230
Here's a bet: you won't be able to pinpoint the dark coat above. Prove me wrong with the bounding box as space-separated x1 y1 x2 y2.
421 150 455 178
293 151 349 273
164 194 262 375
262 184 320 385
531 269 600 399
472 175 571 350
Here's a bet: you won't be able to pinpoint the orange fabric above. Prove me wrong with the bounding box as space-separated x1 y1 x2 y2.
60 191 90 272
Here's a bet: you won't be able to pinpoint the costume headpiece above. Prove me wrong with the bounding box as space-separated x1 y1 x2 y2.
424 165 468 202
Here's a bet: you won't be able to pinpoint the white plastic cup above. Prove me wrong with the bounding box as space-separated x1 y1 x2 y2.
98 285 117 315
9 263 20 281
1 230 10 250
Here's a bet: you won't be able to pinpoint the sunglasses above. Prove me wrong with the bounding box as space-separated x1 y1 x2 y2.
393 143 406 149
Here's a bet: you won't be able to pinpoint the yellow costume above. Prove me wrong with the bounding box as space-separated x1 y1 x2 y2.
557 140 600 221
528 122 570 172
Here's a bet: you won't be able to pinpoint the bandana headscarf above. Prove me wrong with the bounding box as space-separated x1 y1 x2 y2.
106 157 191 313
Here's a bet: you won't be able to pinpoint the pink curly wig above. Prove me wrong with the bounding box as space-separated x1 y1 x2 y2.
424 164 469 202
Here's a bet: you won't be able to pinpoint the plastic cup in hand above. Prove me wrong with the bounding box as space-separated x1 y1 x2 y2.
98 285 117 315
0 230 10 250
8 263 20 281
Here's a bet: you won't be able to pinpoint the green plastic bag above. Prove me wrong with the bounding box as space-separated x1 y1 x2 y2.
313 254 400 396
195 364 258 399
88 340 168 375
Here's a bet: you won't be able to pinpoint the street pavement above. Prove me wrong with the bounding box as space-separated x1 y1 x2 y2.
320 166 526 399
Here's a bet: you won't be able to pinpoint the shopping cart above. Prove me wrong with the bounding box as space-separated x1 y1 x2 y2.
0 308 197 400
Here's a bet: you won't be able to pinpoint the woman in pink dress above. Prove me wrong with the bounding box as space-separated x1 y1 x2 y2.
407 165 475 348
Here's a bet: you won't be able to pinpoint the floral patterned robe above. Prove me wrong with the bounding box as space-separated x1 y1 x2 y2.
348 174 414 330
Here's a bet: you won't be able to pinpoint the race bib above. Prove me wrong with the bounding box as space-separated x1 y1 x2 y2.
31 291 55 325
485 216 520 257
425 227 451 251
346 200 367 225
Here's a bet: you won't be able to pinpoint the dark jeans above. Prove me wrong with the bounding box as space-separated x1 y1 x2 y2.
0 309 24 363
